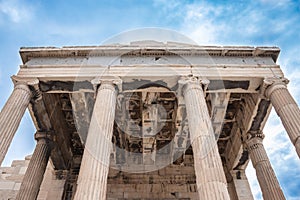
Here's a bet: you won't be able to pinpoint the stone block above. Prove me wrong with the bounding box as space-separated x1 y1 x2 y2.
19 166 27 175
0 181 15 190
11 160 26 167
6 174 24 182
13 182 21 190
107 191 124 198
36 191 48 200
151 183 164 192
0 174 11 180
0 167 15 174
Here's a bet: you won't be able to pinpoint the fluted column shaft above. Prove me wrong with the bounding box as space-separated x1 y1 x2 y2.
180 77 230 200
74 81 118 200
16 131 53 200
246 131 285 200
265 78 300 158
0 83 32 165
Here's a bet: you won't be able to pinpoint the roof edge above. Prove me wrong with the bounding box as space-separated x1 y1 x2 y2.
19 45 280 64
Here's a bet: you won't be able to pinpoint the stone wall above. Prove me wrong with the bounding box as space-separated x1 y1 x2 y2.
0 156 66 200
0 156 30 200
107 155 198 200
0 154 198 200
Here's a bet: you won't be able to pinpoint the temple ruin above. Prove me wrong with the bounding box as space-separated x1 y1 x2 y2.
0 41 299 200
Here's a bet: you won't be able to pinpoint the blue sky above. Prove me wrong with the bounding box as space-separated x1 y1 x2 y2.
0 0 300 199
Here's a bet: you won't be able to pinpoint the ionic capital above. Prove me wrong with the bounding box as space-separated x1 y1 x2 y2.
262 77 289 99
177 76 210 97
245 130 265 152
91 77 122 96
34 130 56 143
11 76 42 101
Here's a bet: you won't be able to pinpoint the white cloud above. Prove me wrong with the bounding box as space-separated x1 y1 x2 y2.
153 0 181 11
151 0 223 44
259 0 292 7
0 0 34 23
169 0 300 48
181 4 224 44
178 2 231 45
175 2 269 45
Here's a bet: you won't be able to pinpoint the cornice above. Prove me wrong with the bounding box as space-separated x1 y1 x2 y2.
19 43 280 64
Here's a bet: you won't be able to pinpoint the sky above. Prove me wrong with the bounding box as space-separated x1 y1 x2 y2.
0 0 300 199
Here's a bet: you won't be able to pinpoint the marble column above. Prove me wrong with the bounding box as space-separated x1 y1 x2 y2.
16 131 53 200
179 77 230 200
229 170 254 200
245 131 285 200
74 80 119 200
0 83 32 165
264 78 300 158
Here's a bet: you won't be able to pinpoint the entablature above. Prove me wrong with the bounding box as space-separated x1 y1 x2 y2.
20 45 280 64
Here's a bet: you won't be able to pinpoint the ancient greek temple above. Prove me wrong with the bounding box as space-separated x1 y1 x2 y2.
0 41 299 200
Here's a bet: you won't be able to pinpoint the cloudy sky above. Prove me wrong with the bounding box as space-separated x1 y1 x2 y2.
0 0 300 199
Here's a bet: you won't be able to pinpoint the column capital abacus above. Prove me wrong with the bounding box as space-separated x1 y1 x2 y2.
247 130 265 140
11 75 39 86
177 76 210 97
262 77 289 99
